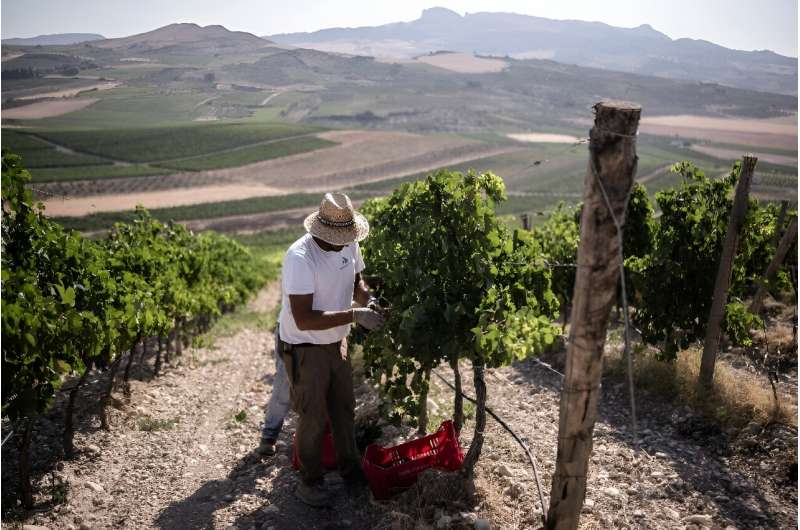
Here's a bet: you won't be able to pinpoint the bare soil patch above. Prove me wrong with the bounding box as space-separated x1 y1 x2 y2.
569 114 798 150
638 114 798 151
642 115 797 136
45 185 287 218
690 144 797 167
415 53 508 74
2 98 99 120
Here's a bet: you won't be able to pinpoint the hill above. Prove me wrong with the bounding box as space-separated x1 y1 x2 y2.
94 23 271 51
268 7 798 95
2 33 105 46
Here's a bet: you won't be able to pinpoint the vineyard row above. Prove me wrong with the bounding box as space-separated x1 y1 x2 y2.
1 150 267 507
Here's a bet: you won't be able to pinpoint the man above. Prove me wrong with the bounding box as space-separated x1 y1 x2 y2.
277 192 384 507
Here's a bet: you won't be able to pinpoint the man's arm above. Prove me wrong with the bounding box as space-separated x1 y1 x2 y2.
289 294 353 331
353 272 373 307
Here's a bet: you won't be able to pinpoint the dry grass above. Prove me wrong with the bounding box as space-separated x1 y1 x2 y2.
386 468 476 529
606 345 796 430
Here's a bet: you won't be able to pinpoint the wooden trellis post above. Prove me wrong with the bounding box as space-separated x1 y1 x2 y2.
546 101 640 530
749 215 797 314
699 156 757 387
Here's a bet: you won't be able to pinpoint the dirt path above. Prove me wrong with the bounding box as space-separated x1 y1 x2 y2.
636 164 673 185
41 286 282 529
260 93 281 106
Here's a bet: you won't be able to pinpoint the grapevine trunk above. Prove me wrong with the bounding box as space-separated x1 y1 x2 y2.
461 363 486 478
100 355 123 430
451 359 463 433
63 369 90 459
19 420 33 509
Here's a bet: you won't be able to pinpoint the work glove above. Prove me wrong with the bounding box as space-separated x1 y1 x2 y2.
353 307 385 331
367 296 391 316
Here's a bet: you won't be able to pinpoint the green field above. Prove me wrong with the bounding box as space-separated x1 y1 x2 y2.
53 191 376 232
3 120 331 182
2 130 109 169
28 164 169 182
33 121 324 162
155 136 336 171
21 88 211 129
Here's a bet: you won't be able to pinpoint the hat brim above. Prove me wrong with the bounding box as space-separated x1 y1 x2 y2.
303 211 370 246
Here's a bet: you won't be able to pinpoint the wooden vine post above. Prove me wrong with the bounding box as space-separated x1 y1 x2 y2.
749 215 797 314
546 101 640 530
698 155 757 387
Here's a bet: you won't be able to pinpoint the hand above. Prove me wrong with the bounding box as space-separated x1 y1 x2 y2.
352 308 385 331
367 296 390 316
366 296 381 311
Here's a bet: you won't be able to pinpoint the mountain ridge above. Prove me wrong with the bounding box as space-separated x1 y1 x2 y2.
267 7 797 95
2 33 105 46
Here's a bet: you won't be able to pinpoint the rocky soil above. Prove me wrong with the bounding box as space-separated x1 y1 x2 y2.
2 282 796 529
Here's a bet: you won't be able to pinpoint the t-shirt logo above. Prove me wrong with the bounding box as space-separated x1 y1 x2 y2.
339 256 349 269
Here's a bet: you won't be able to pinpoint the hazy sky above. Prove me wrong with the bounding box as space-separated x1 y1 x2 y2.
2 0 798 57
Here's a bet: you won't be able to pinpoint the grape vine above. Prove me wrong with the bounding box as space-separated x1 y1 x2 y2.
358 170 558 475
1 150 265 506
628 161 784 358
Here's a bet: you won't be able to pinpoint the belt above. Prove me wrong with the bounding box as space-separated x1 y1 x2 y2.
279 339 341 351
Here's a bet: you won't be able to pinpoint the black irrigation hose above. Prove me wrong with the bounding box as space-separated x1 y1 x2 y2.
1 429 15 448
431 369 548 525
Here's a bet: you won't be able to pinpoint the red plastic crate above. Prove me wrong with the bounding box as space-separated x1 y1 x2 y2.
362 420 464 500
292 422 338 470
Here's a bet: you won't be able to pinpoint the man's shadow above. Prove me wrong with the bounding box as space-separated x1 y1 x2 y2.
155 420 390 530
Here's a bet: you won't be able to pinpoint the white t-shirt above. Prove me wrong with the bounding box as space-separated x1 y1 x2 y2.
278 233 365 344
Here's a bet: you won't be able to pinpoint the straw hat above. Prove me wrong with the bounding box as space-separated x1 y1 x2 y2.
303 192 369 246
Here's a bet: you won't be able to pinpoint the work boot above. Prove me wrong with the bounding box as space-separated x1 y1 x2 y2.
296 481 330 507
258 438 276 457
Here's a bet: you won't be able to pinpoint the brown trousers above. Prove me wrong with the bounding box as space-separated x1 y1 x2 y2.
282 339 360 485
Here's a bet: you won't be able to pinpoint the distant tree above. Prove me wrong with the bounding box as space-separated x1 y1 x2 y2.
59 66 80 77
1 67 39 80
